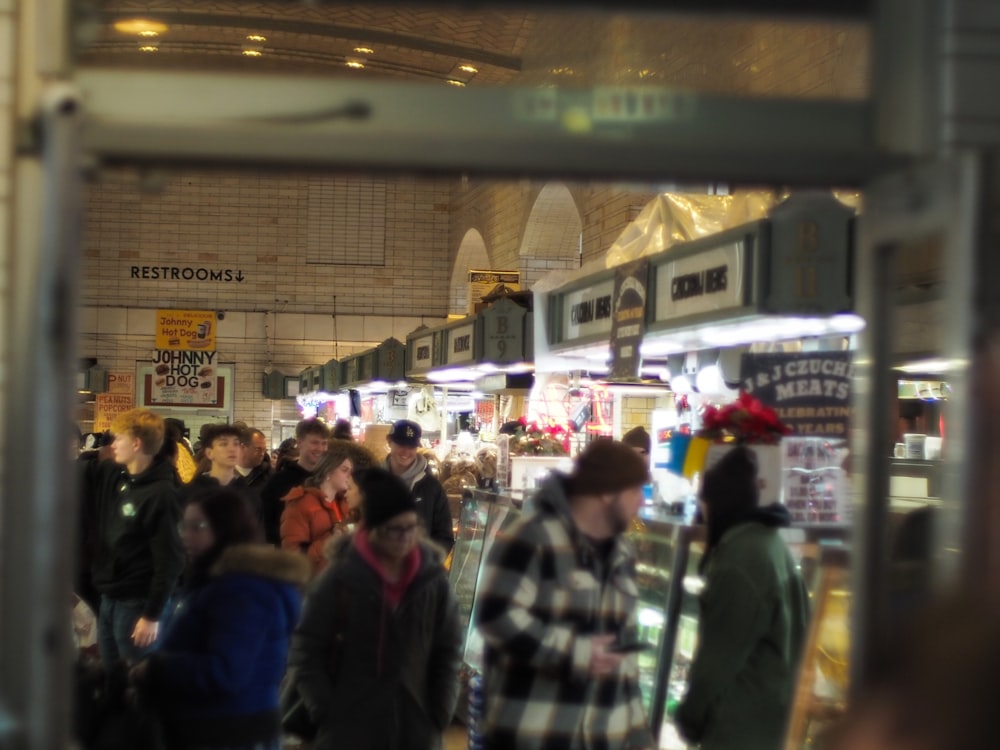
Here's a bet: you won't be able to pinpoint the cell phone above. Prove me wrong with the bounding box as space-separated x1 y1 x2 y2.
608 639 652 654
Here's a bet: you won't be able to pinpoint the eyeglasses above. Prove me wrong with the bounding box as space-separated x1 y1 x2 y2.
381 523 419 540
178 520 210 534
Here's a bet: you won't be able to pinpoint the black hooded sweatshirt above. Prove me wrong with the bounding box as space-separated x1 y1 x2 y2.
88 458 185 619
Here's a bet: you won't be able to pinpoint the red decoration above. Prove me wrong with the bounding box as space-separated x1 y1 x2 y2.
698 391 792 445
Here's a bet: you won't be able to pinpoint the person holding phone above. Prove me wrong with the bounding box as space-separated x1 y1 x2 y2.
476 439 654 750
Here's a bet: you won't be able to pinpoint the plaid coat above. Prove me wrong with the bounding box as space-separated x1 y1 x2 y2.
476 475 654 750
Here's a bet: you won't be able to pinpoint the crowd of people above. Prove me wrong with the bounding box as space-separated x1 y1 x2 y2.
74 406 824 750
76 409 460 750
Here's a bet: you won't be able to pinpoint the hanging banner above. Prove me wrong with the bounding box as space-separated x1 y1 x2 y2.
609 260 649 380
468 270 520 313
148 350 224 406
740 351 853 437
155 309 217 352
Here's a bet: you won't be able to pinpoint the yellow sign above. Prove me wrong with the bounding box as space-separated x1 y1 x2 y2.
155 309 216 351
93 393 135 433
468 270 520 314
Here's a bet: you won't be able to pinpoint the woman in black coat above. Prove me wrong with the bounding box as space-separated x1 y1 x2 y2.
288 468 461 750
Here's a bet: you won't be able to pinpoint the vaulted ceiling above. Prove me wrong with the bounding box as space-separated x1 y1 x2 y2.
78 2 870 98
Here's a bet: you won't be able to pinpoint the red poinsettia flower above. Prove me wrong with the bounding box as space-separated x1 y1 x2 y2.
695 391 791 445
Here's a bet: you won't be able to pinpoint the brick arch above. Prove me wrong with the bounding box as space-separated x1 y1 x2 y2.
449 228 491 316
519 183 583 287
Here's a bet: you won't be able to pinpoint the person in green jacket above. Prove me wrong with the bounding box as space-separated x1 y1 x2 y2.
676 445 809 750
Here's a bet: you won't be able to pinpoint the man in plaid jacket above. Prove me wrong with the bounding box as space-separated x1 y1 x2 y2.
476 439 655 750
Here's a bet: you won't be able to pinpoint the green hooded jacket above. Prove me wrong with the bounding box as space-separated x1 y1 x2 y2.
676 519 810 750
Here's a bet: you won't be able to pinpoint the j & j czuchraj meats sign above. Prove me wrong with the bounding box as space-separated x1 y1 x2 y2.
740 352 853 437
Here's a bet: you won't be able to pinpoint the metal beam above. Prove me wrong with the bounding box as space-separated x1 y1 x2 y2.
314 0 873 20
74 69 899 185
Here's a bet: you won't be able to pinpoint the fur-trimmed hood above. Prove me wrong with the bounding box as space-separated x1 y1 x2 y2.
211 543 312 588
322 526 447 565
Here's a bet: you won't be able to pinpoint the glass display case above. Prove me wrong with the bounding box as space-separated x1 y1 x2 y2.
448 489 684 719
785 546 851 749
448 488 528 674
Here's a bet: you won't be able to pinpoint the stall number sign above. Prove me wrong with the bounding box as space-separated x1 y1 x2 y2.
654 242 745 322
150 350 221 406
446 324 476 365
562 279 615 342
156 309 217 352
484 313 522 363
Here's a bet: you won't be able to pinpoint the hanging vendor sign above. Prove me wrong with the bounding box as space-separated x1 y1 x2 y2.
608 260 649 380
654 239 746 322
740 351 853 437
155 309 217 352
146 349 226 407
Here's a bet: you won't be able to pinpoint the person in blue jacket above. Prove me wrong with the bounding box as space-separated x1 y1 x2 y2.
130 487 311 750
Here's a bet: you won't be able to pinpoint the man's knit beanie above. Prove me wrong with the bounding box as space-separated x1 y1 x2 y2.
568 439 650 496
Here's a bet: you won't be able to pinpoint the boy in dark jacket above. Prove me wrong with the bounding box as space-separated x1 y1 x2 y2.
87 408 185 665
383 419 454 553
180 423 249 507
259 418 330 545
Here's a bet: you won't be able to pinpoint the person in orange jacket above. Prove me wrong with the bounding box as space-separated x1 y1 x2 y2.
280 443 356 576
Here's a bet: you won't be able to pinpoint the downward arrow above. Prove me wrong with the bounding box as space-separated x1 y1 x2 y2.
235 271 245 282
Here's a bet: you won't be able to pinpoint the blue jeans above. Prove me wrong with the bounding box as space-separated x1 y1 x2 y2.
97 596 172 666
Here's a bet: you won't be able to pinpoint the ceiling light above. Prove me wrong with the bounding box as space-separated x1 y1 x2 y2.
138 30 159 38
354 46 374 54
446 79 466 87
242 49 262 57
246 34 267 42
458 64 478 74
894 358 966 374
139 45 158 53
550 67 575 76
114 19 169 36
345 59 365 69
